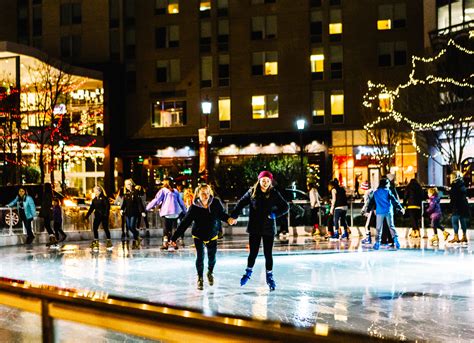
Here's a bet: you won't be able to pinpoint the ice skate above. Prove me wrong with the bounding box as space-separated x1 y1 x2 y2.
266 271 276 291
207 271 214 286
90 240 99 251
373 242 380 250
448 234 460 244
340 230 349 240
329 232 339 241
430 234 439 246
46 235 58 247
105 239 113 251
132 237 142 249
460 235 468 245
393 237 400 249
197 276 204 290
443 231 450 241
361 235 372 245
240 268 253 286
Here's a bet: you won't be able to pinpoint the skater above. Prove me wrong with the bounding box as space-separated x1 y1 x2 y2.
51 198 67 247
448 171 470 245
169 184 235 290
329 179 350 240
135 185 150 237
367 178 405 250
7 187 36 244
121 179 146 249
425 188 449 246
230 171 288 291
40 183 63 247
308 182 322 236
86 186 112 250
146 177 187 247
360 184 376 245
404 178 425 239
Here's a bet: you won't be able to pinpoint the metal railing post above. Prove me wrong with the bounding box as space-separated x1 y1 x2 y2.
41 299 55 343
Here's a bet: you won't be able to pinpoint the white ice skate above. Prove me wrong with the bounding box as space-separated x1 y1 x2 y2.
49 244 61 251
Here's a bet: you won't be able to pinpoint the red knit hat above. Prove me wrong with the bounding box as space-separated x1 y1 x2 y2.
258 171 273 180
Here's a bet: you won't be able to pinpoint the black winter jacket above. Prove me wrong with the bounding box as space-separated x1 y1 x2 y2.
404 180 424 208
450 179 470 217
121 190 145 217
171 196 229 242
86 194 110 219
231 186 289 236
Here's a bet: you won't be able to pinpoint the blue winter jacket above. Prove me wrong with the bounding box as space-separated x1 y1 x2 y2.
369 188 403 215
8 195 37 220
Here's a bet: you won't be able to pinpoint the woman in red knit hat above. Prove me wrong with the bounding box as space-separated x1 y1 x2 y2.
230 171 288 291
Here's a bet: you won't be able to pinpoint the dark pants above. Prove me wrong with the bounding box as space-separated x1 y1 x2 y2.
93 216 111 239
277 214 288 234
125 216 139 239
137 213 149 229
53 221 66 240
163 217 178 239
42 215 54 235
19 211 34 238
194 238 217 277
408 208 421 230
311 208 320 227
248 234 274 271
334 209 348 231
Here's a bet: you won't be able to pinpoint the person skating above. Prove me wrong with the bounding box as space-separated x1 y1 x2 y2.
51 198 67 248
230 171 289 291
404 178 425 239
168 184 235 290
39 183 61 247
308 182 322 237
7 187 36 244
425 188 449 246
121 179 146 249
360 184 376 245
329 179 350 240
146 177 187 247
86 186 112 250
448 172 470 245
367 178 405 250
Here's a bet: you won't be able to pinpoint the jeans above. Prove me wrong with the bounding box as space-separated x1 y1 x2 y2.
451 214 468 235
247 234 274 271
334 209 348 231
125 216 139 239
375 213 398 243
194 238 217 277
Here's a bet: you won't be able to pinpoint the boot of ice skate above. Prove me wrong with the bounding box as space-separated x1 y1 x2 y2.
207 271 214 286
443 230 450 241
373 241 380 250
266 271 276 291
361 234 372 245
430 234 439 246
46 235 58 247
460 234 468 245
90 240 99 250
393 236 400 249
341 230 349 240
197 276 204 290
448 234 460 244
105 239 113 250
240 268 253 286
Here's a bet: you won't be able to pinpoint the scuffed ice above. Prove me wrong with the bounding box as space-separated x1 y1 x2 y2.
0 236 473 342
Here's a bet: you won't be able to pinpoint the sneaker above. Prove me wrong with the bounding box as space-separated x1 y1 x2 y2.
443 231 450 241
197 276 204 290
430 234 439 246
240 268 253 286
207 271 214 286
106 239 113 250
373 242 380 250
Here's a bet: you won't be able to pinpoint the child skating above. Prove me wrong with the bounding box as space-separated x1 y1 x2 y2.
86 186 113 251
426 188 449 246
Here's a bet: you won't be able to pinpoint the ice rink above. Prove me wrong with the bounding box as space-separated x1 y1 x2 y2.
0 235 473 342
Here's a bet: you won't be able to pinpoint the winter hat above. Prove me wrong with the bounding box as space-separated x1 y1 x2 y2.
258 171 273 180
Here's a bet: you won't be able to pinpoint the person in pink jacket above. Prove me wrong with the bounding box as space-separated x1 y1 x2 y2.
146 177 187 246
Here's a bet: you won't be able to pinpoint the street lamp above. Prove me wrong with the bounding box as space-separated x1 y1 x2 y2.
296 119 306 189
199 97 212 181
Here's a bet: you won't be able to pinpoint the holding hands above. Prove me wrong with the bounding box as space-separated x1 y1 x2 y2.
227 217 237 225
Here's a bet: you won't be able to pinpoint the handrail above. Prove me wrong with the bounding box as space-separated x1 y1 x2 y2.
0 276 395 343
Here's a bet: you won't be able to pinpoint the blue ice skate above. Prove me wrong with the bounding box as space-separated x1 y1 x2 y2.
393 237 400 249
240 268 252 286
341 230 349 240
266 271 276 291
373 242 380 250
361 236 372 245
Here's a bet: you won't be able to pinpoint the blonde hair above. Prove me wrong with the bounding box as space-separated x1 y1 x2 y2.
427 187 438 197
94 185 107 197
450 171 462 183
124 179 135 193
250 179 273 198
194 184 213 199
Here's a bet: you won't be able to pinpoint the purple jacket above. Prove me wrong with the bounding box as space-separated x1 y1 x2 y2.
146 187 187 218
426 195 442 219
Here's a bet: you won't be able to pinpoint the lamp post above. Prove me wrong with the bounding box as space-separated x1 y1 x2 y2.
58 140 66 191
200 97 212 182
296 119 306 189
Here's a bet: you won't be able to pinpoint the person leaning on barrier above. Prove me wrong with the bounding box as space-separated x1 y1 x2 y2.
7 187 36 244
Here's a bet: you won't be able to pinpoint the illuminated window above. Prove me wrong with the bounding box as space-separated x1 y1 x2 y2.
329 9 342 41
218 97 231 128
156 59 180 82
251 16 277 40
218 55 230 86
252 94 278 119
201 56 213 87
312 91 325 124
310 49 324 80
252 51 278 76
155 0 179 15
151 100 186 127
200 1 211 17
378 4 406 30
330 45 343 79
310 11 323 43
331 90 344 123
379 93 393 112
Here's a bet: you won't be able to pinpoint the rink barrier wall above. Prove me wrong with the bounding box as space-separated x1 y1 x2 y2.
0 276 399 343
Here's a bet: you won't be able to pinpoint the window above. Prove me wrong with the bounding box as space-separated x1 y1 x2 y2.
218 55 230 86
60 3 81 25
310 48 324 80
156 59 180 82
155 25 179 48
329 9 342 41
251 16 277 40
200 1 211 17
151 100 187 128
379 93 393 112
437 0 472 29
252 51 278 76
218 97 231 128
377 4 406 30
331 90 344 123
201 56 213 88
155 0 179 15
310 11 323 43
200 21 212 52
60 35 81 57
218 19 229 51
312 91 325 124
252 94 278 119
217 0 228 16
378 41 407 67
329 46 343 79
